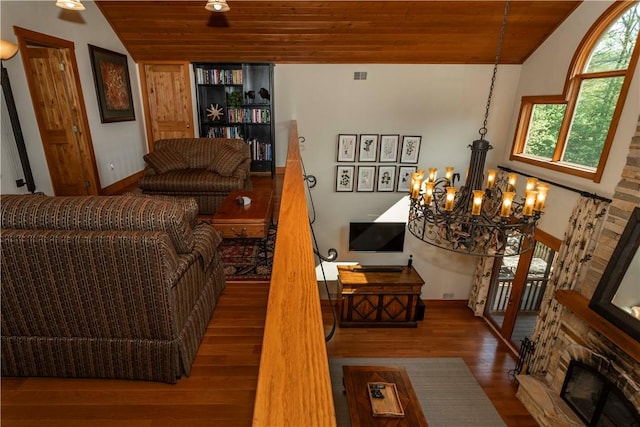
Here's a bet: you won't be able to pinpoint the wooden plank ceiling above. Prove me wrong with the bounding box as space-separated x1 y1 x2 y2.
96 1 581 64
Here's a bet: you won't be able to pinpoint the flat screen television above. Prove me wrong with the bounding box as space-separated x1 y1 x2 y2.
348 222 406 252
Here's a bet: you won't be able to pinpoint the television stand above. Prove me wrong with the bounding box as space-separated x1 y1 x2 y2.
337 265 425 328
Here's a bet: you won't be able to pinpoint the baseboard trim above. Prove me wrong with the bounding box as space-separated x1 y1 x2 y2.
101 171 143 195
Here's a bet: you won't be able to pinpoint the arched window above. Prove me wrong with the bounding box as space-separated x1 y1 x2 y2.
510 1 639 183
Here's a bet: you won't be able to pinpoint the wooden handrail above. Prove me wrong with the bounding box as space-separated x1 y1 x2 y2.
252 121 336 426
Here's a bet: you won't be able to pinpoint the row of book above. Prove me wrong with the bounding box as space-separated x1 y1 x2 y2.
249 140 272 161
205 126 243 139
195 68 242 85
227 108 271 124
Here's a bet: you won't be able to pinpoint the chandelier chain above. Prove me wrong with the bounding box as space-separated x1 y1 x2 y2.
480 0 511 138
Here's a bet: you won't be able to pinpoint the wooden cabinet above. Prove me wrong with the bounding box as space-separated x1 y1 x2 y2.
337 265 425 328
193 62 275 176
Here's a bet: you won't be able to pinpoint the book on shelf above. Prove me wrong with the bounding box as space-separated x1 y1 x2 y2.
227 108 271 124
206 126 243 139
247 139 272 161
195 68 243 85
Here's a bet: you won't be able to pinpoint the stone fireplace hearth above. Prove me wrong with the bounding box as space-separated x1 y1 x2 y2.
516 117 640 426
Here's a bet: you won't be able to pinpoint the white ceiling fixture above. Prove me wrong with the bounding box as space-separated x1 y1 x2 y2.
55 0 85 10
205 0 230 12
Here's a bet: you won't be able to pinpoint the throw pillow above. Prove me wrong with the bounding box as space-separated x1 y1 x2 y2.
143 146 188 174
207 144 245 177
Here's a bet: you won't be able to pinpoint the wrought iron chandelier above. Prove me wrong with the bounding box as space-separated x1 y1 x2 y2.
407 0 548 257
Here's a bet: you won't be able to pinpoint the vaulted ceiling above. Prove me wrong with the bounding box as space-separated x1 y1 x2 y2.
96 1 582 64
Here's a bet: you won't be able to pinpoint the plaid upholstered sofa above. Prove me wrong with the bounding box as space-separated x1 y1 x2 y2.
1 194 225 383
138 138 253 215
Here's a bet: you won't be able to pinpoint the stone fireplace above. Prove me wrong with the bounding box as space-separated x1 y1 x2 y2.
516 116 640 426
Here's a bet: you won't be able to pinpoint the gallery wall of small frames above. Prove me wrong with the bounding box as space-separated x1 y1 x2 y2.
335 134 421 192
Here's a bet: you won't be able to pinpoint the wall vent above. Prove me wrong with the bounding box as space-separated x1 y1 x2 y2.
353 71 368 80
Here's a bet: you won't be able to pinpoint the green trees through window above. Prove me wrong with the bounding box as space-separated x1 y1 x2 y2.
513 2 639 182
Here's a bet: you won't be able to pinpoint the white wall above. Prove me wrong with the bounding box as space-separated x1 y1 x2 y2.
1 0 147 195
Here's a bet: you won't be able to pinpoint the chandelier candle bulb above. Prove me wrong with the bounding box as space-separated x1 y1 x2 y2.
445 167 454 181
507 173 518 190
486 169 497 188
500 192 515 217
523 191 537 216
534 183 549 211
424 182 435 205
472 190 485 215
526 177 538 192
428 168 438 183
445 187 457 211
410 171 424 199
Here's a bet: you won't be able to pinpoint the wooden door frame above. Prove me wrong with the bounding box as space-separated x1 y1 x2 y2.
139 61 194 152
14 26 100 195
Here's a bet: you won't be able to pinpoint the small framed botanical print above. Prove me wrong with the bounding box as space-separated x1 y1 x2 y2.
336 165 355 192
356 166 376 192
337 134 357 162
358 134 379 162
397 166 417 192
378 134 399 162
400 135 422 163
377 165 396 192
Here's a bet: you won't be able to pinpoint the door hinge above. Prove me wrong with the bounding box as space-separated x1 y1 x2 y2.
72 125 79 133
59 62 65 72
84 181 90 188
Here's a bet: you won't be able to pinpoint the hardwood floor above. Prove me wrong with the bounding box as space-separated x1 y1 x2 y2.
1 285 536 426
2 174 536 426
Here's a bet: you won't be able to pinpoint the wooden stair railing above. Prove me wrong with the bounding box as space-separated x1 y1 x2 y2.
252 121 336 426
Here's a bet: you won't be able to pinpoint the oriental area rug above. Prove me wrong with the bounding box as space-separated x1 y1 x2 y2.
329 357 507 427
219 225 276 282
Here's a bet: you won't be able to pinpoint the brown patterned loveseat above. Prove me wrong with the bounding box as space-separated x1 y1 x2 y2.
0 194 225 383
138 138 253 215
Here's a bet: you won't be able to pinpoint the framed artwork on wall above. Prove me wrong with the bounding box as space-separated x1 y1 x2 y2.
397 166 417 192
400 135 421 163
378 134 399 162
336 165 355 192
88 44 135 123
337 134 357 162
358 134 379 162
356 166 376 192
377 165 396 192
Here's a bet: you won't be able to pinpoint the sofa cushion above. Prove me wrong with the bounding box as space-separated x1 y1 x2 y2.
144 146 189 174
207 144 246 177
1 194 195 254
139 169 245 193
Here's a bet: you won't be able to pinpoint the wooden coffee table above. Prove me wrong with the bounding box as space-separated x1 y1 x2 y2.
211 190 273 240
342 365 428 426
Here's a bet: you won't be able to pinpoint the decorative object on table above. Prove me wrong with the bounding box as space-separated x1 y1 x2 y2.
336 165 355 192
358 134 379 162
55 0 85 10
206 103 224 121
397 166 417 192
337 134 357 162
88 44 135 123
227 91 243 108
379 134 400 162
407 0 547 257
258 87 270 100
356 166 376 192
219 224 276 281
400 135 421 163
377 165 396 192
245 90 255 102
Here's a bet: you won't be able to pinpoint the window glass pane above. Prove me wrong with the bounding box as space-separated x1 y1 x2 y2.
586 4 639 73
523 104 565 159
562 77 623 168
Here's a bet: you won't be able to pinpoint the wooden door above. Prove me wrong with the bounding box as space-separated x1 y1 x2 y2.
140 62 194 152
16 28 100 195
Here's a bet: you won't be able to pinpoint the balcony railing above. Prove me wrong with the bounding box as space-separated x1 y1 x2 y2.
489 277 549 313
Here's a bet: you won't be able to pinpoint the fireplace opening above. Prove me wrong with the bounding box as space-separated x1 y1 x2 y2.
561 360 640 426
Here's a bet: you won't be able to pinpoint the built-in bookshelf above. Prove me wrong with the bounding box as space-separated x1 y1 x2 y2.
193 62 275 175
